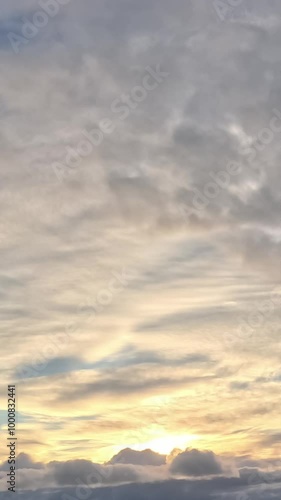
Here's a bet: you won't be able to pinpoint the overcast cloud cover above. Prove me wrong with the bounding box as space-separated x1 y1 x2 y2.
0 0 281 498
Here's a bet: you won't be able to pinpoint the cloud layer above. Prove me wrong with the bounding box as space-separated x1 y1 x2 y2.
0 448 280 492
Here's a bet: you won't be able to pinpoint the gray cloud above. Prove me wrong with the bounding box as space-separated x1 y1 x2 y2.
55 371 218 402
170 448 223 477
0 476 281 500
0 452 43 471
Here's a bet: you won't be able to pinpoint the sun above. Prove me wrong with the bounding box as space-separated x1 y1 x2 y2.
127 434 198 455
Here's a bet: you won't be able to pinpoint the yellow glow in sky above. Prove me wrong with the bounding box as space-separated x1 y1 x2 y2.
113 434 199 456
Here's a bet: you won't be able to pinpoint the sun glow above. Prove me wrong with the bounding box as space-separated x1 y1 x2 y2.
124 434 198 456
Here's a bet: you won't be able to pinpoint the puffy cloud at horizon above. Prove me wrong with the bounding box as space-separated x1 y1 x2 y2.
108 447 166 466
0 448 280 493
0 1 280 498
169 449 223 477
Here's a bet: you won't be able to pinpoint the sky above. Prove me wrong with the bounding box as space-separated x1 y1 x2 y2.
0 0 281 498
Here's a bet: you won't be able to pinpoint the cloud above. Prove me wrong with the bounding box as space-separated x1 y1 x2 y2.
108 448 166 466
258 432 281 447
0 452 43 472
16 348 215 380
0 448 280 498
48 459 100 486
169 448 223 477
55 370 219 402
0 477 281 500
